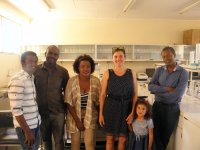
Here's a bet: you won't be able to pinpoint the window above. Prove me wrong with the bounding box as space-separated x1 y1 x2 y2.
0 16 22 54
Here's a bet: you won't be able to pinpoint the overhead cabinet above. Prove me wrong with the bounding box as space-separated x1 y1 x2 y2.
96 45 133 61
183 29 200 45
59 45 95 61
21 44 195 62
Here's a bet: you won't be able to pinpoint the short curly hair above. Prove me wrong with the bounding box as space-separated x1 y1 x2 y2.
161 46 176 57
21 51 38 64
73 54 95 74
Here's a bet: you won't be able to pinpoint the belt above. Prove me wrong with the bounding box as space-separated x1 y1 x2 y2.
156 101 178 106
106 94 132 101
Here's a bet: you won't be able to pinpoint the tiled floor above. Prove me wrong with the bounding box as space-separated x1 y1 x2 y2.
65 141 106 150
0 142 107 150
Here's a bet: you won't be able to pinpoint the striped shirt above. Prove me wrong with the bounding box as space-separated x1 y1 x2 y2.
8 70 41 129
81 93 88 109
65 75 100 133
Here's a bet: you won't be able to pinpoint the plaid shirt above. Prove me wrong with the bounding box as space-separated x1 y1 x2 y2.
65 75 100 133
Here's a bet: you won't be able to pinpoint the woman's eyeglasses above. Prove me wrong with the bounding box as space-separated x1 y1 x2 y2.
112 46 125 51
112 46 125 55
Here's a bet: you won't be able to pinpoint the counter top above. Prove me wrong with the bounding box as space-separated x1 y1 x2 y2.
137 82 154 105
180 95 200 113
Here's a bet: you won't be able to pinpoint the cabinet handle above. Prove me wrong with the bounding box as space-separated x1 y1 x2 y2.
184 117 188 120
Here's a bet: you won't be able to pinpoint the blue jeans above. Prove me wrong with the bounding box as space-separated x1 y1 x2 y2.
40 113 65 150
15 126 40 150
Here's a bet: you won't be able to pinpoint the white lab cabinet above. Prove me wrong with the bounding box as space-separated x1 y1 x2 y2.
174 95 200 150
174 116 183 150
175 114 200 150
182 115 200 150
174 126 182 150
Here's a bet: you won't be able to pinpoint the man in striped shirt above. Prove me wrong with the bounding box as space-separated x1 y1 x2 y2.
8 51 41 150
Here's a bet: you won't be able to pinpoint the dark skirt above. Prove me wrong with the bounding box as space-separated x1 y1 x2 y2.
127 132 148 150
103 97 132 136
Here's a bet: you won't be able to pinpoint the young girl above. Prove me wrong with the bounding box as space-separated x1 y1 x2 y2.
128 99 154 150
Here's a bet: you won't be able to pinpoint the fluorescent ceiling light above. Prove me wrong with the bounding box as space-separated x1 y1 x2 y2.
179 0 200 14
0 8 30 24
41 0 55 11
8 0 55 18
0 0 30 24
123 0 136 12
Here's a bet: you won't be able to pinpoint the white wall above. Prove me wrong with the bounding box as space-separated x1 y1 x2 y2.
0 53 21 88
22 18 200 76
23 18 200 45
2 2 200 83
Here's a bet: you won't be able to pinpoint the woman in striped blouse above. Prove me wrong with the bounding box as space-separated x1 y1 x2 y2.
65 54 101 150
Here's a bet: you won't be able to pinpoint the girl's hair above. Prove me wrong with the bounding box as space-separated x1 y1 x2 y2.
112 47 126 57
73 54 95 74
134 99 151 120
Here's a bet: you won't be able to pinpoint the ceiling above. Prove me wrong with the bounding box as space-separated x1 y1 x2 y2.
7 0 200 20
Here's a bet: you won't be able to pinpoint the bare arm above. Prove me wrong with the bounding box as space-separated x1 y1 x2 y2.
15 115 34 148
67 103 85 131
148 128 154 150
126 70 138 124
99 70 109 127
131 70 138 114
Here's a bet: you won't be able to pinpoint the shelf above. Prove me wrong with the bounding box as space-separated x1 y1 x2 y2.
181 64 200 72
21 44 196 62
132 59 163 61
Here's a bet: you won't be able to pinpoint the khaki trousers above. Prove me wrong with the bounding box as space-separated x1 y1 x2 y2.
71 128 96 150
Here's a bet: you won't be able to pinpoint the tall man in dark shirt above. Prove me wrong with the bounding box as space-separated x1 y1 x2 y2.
34 45 69 150
148 47 188 150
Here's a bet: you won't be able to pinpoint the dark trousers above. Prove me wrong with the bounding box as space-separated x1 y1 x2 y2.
152 101 180 150
40 113 65 150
